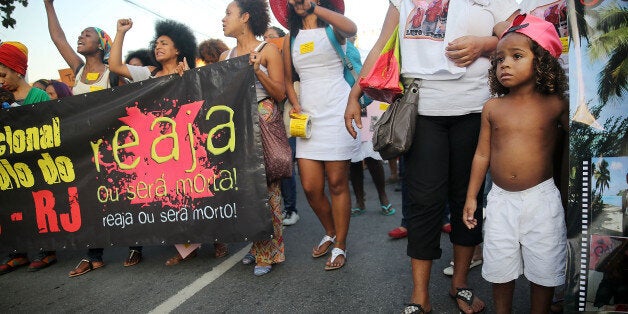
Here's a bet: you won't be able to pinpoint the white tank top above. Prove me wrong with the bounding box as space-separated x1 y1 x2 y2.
72 65 111 95
227 42 270 102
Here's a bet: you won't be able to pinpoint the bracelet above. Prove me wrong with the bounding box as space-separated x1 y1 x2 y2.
306 2 316 14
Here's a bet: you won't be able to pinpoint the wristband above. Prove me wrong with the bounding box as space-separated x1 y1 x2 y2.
306 2 316 14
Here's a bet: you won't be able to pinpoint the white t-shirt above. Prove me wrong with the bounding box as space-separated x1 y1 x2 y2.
390 0 518 116
126 64 153 82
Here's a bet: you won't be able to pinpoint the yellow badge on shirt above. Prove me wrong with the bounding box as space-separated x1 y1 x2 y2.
90 85 104 92
380 103 390 111
86 72 99 81
560 37 569 54
300 41 314 54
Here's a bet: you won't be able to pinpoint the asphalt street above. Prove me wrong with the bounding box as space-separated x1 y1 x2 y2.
0 165 532 313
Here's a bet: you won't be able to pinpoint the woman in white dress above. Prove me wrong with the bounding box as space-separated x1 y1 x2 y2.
274 0 359 270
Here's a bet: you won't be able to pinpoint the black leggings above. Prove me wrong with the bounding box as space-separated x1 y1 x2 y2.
405 114 484 260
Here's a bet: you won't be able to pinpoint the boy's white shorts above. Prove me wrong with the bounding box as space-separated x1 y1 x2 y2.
482 178 567 287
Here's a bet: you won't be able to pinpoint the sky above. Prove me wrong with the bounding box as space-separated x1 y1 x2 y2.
0 0 389 82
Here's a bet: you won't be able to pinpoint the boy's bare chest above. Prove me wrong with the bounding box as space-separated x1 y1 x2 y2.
491 104 557 134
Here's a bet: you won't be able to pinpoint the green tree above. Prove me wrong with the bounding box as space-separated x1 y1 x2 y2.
0 0 28 29
594 159 611 196
587 4 628 104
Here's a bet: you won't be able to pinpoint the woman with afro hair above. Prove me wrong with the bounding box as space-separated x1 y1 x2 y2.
220 0 287 276
109 19 196 81
104 18 201 269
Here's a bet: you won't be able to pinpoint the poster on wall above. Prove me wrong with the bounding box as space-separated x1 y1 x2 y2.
566 0 628 312
0 56 272 251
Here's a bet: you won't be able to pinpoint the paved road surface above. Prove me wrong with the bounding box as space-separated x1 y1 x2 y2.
1 166 531 313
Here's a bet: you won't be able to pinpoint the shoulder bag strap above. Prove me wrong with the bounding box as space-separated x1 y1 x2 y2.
324 26 358 80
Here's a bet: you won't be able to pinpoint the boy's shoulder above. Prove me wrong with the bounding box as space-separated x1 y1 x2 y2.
482 96 506 112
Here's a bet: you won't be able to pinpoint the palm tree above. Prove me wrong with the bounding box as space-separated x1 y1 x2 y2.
587 4 628 105
594 159 611 196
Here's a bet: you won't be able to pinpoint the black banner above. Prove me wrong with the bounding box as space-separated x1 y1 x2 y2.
0 56 272 251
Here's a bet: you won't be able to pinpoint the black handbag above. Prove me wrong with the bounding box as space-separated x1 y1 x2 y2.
372 80 420 160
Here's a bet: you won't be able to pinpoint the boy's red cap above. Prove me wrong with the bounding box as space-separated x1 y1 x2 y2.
502 14 562 58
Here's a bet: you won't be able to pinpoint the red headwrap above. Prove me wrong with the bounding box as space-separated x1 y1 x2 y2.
0 41 28 76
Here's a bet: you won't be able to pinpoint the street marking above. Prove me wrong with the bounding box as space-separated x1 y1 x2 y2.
150 244 252 313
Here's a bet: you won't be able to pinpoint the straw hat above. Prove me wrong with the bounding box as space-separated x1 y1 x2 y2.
269 0 345 29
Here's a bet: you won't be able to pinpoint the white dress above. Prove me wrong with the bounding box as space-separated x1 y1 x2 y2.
291 28 359 161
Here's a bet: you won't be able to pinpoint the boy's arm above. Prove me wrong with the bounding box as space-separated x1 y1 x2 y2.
463 100 493 229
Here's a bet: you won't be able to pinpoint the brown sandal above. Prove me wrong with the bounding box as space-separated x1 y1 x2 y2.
165 249 198 266
123 250 142 267
214 243 229 258
69 259 104 277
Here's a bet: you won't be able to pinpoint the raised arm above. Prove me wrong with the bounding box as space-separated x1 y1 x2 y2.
344 3 399 138
44 0 83 72
109 19 134 79
294 0 357 38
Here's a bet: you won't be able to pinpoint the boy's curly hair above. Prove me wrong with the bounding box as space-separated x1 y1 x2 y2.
288 0 339 36
489 37 567 98
125 49 157 67
149 20 197 70
234 0 270 37
198 39 229 64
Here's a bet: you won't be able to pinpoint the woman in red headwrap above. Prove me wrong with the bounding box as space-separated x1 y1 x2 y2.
0 41 49 105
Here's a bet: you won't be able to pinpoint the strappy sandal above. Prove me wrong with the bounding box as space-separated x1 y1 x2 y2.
123 249 142 267
324 248 346 271
312 235 335 258
69 259 104 277
165 249 198 266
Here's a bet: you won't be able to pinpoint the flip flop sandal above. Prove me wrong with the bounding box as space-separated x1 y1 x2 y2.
69 259 104 277
312 235 335 258
403 303 432 314
350 207 365 216
449 288 478 313
381 204 396 216
123 250 142 267
324 248 346 271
